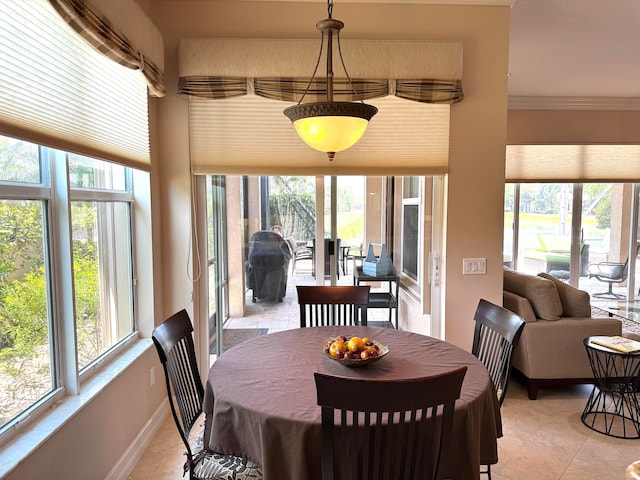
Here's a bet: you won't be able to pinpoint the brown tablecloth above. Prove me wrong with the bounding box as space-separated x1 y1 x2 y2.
203 326 502 480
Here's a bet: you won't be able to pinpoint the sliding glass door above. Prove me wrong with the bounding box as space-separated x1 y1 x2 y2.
506 182 640 302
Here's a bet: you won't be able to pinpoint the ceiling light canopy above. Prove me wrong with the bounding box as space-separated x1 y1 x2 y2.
283 1 378 161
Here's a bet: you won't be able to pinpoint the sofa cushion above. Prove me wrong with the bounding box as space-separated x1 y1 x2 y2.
504 268 563 320
512 316 622 379
538 272 591 317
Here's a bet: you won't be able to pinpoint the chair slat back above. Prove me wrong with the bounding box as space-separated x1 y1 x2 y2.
472 298 525 406
152 309 205 457
315 367 467 480
297 286 370 328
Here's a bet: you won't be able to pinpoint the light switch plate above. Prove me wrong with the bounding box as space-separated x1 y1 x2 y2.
463 258 486 275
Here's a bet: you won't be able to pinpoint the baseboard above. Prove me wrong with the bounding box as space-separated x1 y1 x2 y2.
106 399 169 480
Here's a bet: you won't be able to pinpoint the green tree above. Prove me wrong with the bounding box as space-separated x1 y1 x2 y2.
0 199 101 422
594 195 611 229
0 201 44 350
0 137 40 183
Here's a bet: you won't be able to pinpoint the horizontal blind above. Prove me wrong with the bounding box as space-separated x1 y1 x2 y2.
0 0 150 171
506 145 640 182
189 95 450 175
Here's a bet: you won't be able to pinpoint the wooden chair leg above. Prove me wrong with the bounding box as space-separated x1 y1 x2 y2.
481 463 492 479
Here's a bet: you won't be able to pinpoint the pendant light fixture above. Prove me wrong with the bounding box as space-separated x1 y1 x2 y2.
284 0 378 161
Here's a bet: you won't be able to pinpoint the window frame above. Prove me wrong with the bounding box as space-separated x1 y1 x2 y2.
0 141 141 442
401 176 422 283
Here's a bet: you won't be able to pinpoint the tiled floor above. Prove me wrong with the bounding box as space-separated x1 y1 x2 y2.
129 265 640 479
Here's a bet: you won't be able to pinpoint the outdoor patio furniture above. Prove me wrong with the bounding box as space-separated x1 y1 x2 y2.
286 237 313 274
587 245 640 299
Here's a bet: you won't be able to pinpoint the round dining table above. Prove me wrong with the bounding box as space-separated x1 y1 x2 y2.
203 326 502 480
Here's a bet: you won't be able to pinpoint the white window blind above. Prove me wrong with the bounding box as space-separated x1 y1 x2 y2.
506 145 640 182
0 0 150 171
188 95 450 175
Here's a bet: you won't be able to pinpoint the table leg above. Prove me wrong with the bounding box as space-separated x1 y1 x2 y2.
581 347 640 438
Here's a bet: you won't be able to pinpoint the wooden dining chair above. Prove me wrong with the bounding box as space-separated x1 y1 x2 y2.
296 285 370 328
152 309 263 480
314 367 467 480
472 298 525 479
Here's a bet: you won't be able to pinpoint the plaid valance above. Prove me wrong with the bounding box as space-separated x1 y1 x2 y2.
178 76 463 104
48 0 165 97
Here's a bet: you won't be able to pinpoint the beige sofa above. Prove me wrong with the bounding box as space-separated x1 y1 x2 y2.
502 268 622 399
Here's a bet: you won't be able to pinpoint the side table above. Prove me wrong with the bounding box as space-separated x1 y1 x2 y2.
582 337 640 439
353 265 399 329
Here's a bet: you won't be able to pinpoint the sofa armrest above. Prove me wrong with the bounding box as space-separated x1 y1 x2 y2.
513 317 622 380
503 290 537 323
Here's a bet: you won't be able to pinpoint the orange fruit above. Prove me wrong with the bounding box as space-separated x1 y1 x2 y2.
347 337 365 353
329 340 347 357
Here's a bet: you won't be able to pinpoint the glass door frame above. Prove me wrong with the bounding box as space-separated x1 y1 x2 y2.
506 181 640 301
194 175 229 368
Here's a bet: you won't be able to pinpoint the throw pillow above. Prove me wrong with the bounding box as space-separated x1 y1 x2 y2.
538 273 591 317
503 290 537 322
504 268 563 320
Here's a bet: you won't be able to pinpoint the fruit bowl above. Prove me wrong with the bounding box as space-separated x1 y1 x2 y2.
323 336 389 368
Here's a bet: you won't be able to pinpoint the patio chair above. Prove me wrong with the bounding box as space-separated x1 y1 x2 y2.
314 367 467 480
286 237 313 274
472 298 525 479
152 309 263 480
296 285 370 328
587 244 640 299
344 242 365 273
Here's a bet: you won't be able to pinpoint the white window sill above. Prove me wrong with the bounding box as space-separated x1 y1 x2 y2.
0 338 153 477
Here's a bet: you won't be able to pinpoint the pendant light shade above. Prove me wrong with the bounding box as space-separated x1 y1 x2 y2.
284 102 378 160
283 1 378 160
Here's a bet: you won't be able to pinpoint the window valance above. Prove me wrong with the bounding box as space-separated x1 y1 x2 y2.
179 77 463 104
49 0 165 97
178 38 461 174
178 38 463 104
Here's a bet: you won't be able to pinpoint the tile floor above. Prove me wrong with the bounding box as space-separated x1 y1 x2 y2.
129 266 640 479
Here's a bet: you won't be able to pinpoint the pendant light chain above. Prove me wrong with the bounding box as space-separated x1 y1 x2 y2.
295 1 332 106
335 28 366 104
283 0 378 160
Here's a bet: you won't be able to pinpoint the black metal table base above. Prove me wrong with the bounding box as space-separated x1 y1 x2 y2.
582 338 640 439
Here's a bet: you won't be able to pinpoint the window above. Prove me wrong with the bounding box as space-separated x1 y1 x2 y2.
505 182 640 301
402 176 421 281
0 135 137 433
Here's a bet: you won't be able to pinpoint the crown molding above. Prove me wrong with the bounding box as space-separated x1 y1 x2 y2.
508 96 640 111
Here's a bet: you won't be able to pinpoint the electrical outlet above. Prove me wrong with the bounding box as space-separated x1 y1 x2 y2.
149 366 155 387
